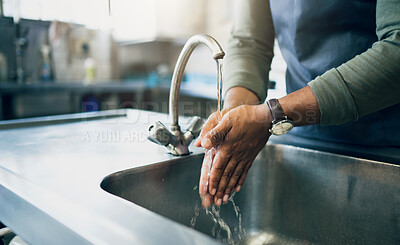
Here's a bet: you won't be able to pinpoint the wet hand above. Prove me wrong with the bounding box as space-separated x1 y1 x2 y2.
194 108 232 148
198 148 216 208
198 104 271 207
195 109 230 208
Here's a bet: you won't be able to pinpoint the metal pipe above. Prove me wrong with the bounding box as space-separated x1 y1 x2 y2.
169 34 224 132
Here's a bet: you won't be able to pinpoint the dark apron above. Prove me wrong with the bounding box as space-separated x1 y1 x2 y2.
269 0 400 146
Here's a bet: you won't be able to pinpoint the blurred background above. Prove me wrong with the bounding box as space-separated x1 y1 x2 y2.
0 0 286 120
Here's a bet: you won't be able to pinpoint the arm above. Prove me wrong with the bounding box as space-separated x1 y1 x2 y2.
223 0 275 104
309 0 400 125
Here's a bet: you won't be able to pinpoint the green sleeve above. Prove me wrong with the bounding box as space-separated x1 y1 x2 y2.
223 0 275 102
308 0 400 125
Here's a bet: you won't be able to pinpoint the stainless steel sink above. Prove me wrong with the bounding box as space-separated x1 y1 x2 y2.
101 144 400 244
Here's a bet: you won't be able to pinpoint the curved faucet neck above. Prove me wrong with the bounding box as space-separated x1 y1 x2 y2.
169 34 225 133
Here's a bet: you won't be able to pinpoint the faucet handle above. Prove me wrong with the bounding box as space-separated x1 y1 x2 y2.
148 121 191 156
148 121 175 146
184 116 204 138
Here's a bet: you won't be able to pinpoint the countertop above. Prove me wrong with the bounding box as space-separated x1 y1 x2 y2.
0 109 217 244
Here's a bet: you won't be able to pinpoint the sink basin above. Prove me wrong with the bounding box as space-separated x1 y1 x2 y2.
101 144 400 244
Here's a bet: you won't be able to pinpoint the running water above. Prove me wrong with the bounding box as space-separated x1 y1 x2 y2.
206 205 233 243
216 59 223 116
190 200 200 228
229 192 245 241
192 59 245 244
192 189 246 244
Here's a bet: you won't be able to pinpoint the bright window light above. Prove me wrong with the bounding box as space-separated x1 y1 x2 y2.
2 0 157 41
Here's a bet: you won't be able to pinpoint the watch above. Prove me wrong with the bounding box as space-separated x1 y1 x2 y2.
266 99 294 135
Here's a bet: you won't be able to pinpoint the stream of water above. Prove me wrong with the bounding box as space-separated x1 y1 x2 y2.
216 59 223 116
190 192 246 245
190 60 246 244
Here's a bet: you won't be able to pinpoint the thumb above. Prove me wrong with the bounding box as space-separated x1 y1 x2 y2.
195 124 211 147
201 119 231 149
195 112 220 147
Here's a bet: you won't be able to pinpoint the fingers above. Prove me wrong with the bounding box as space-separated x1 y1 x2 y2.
201 193 213 208
207 146 231 196
199 159 209 197
222 160 248 202
199 149 215 195
213 156 242 206
201 120 232 149
195 113 220 147
199 149 217 208
235 161 253 192
199 149 254 208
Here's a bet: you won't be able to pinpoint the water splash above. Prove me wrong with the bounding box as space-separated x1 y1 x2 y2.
206 205 233 244
190 201 200 228
229 192 245 240
192 189 246 244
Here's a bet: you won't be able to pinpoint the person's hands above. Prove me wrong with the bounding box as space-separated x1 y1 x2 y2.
195 109 232 208
194 108 232 147
198 147 216 208
197 104 271 207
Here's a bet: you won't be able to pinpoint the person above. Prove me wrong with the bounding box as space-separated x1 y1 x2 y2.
195 0 400 208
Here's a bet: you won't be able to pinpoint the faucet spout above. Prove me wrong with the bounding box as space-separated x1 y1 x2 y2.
169 34 225 133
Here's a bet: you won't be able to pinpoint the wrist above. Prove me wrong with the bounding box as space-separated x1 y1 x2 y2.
277 86 320 126
254 104 272 128
224 87 261 109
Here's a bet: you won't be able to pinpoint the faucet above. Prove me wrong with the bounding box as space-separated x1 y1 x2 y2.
148 34 225 156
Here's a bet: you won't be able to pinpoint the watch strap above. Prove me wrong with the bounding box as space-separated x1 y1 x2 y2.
266 99 285 123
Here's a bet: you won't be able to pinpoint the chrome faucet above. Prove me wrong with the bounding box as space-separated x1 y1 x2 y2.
148 34 225 155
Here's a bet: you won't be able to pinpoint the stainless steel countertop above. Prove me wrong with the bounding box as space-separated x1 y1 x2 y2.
0 109 217 244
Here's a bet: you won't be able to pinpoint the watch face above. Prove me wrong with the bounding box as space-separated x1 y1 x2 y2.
270 120 294 135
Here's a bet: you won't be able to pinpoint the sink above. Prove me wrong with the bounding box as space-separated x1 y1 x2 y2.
101 144 400 244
